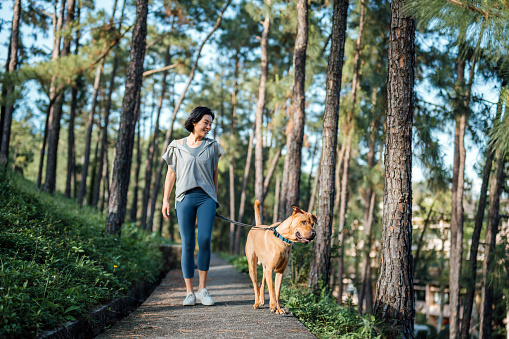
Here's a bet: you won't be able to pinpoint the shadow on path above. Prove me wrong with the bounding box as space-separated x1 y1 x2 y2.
96 253 315 338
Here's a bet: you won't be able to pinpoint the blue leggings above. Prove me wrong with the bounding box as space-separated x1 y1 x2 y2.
175 187 217 279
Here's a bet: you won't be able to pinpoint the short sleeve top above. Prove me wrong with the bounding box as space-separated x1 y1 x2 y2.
161 137 225 207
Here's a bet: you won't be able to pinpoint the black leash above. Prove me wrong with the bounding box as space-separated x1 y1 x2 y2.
215 212 265 229
215 212 293 243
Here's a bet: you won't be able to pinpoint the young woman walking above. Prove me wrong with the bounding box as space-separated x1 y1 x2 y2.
161 106 225 306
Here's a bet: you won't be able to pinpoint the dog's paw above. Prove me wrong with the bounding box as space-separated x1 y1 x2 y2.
259 298 265 306
253 303 261 309
275 308 286 315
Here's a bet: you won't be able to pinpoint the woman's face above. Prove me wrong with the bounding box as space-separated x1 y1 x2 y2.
192 114 213 138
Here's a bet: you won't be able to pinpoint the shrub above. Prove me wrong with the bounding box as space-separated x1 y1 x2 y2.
0 174 165 338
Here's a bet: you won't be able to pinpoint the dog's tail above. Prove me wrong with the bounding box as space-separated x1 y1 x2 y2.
254 200 262 226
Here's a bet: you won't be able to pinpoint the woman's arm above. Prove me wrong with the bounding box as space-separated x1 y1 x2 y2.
213 164 219 194
162 166 176 220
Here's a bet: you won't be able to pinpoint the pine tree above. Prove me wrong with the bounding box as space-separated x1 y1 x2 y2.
373 0 415 337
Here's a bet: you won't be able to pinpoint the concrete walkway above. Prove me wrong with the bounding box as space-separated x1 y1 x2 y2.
96 253 315 339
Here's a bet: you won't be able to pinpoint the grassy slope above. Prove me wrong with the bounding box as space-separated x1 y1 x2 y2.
0 173 166 338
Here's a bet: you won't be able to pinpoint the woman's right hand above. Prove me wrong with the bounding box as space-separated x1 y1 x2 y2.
162 201 171 220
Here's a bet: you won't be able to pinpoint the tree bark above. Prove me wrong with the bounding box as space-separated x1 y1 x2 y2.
146 0 231 230
273 174 281 224
449 49 467 339
229 52 239 254
282 0 308 215
0 0 21 167
359 106 379 312
307 153 322 213
254 0 272 223
373 0 415 336
308 0 349 292
479 121 507 339
105 0 148 235
141 48 170 229
78 63 103 205
460 88 504 339
262 148 281 200
129 117 142 222
65 0 80 198
235 121 256 254
337 132 351 302
43 0 66 193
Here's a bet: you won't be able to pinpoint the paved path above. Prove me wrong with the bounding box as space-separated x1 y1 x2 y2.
97 253 315 339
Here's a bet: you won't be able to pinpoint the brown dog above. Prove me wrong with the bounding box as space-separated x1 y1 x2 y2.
245 200 316 314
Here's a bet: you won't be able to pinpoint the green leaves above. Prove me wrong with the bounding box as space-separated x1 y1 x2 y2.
0 175 165 338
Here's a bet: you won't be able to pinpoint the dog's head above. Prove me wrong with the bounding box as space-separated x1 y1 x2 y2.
288 206 317 244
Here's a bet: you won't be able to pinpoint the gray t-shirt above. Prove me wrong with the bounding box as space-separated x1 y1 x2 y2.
161 137 225 207
182 137 205 157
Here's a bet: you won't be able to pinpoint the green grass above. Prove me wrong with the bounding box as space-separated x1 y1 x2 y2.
0 173 167 338
228 254 383 339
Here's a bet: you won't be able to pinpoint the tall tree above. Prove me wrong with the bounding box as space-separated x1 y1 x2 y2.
280 0 308 215
0 0 21 167
308 0 349 292
460 85 505 339
105 0 149 235
373 0 415 337
449 46 467 339
146 0 231 230
254 0 271 222
140 47 171 229
42 0 66 192
479 109 507 339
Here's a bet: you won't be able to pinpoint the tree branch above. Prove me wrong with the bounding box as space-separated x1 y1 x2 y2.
446 0 488 18
142 63 178 77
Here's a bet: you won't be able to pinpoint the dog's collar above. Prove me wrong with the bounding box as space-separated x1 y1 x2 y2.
270 226 292 244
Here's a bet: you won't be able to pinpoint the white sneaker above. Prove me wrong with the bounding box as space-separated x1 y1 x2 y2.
183 292 196 306
195 288 215 306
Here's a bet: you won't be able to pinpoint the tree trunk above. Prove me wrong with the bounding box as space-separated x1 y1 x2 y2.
262 148 281 200
66 1 80 198
307 153 322 213
100 148 110 213
129 118 142 222
105 0 148 235
460 87 505 339
282 0 308 214
146 0 231 230
359 108 379 312
449 49 467 339
337 132 351 302
229 52 239 254
308 0 349 292
273 174 281 224
373 0 415 336
0 0 21 167
78 63 103 205
235 121 255 254
334 141 346 216
479 127 507 339
92 55 119 207
141 48 170 229
43 0 66 193
413 199 436 273
37 103 52 188
254 0 271 222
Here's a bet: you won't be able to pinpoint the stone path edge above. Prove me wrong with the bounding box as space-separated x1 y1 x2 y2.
36 245 182 339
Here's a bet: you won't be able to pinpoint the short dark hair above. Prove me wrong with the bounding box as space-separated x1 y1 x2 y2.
184 106 215 132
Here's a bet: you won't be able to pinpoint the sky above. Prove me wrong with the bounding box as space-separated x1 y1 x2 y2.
0 0 502 198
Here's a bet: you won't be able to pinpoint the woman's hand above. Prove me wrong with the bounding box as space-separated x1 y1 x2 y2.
162 201 171 220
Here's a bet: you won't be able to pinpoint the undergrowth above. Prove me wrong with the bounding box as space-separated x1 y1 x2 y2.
228 255 383 339
0 173 166 338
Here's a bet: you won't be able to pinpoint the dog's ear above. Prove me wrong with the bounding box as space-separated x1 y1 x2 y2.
292 206 305 215
310 214 317 224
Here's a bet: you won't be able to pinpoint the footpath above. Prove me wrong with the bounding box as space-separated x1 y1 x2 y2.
96 253 316 339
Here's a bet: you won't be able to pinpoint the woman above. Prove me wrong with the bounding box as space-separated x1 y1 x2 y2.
161 106 225 306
